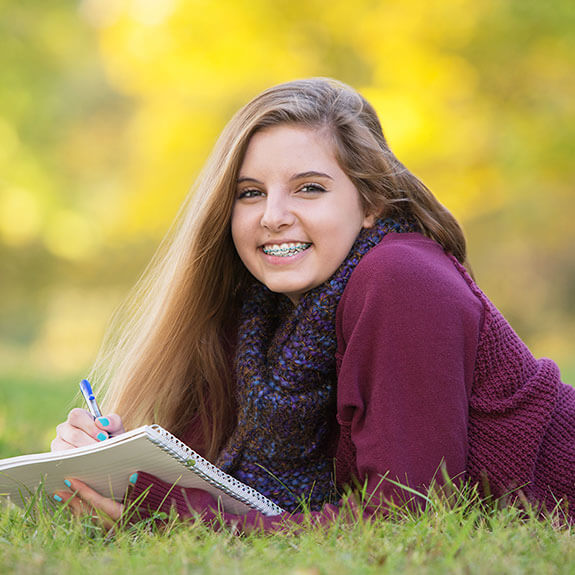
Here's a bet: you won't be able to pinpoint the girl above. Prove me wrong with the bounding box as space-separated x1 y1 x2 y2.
52 78 575 530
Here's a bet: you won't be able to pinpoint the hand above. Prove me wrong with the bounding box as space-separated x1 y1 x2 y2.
53 477 128 531
51 408 126 451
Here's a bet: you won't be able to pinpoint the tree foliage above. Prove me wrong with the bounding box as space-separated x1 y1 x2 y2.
0 0 574 373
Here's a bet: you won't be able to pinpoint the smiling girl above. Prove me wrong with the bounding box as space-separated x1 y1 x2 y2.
51 78 575 530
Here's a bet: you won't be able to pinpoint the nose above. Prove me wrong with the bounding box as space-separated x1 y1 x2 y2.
260 192 295 231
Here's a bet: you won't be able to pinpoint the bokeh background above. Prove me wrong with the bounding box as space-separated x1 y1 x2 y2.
1 0 574 449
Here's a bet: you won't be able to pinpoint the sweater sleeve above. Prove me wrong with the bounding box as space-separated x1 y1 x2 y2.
126 471 342 532
334 234 482 511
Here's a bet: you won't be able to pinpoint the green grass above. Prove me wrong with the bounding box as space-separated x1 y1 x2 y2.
2 371 575 574
0 373 75 458
2 488 575 574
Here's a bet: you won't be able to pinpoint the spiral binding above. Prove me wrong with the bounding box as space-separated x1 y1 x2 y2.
147 425 284 516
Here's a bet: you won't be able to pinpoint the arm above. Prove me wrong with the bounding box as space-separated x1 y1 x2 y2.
335 235 482 511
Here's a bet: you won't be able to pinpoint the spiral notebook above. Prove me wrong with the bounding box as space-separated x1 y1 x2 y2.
0 425 284 516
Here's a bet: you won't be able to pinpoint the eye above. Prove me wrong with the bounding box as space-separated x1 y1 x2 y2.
298 183 327 194
237 188 265 200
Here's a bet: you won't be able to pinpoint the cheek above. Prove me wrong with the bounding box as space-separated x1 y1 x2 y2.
230 211 254 265
230 211 244 251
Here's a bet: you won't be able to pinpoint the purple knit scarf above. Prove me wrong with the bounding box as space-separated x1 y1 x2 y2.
216 218 415 512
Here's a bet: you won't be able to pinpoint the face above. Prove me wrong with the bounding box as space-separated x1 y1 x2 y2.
231 124 375 304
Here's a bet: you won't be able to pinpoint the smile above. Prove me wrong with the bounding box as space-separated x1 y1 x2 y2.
262 242 312 257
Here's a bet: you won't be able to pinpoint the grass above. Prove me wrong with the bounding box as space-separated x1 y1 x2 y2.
2 371 575 574
2 487 575 574
0 372 75 458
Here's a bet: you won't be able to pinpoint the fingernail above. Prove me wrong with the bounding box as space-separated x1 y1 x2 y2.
97 432 108 441
53 494 63 502
97 417 110 427
64 479 72 488
129 473 138 485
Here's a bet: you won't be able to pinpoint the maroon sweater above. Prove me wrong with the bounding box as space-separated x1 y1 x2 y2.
129 233 575 530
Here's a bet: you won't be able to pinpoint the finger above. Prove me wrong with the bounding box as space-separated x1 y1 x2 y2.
67 407 97 427
68 407 112 442
68 408 107 440
50 436 79 452
95 413 126 437
54 490 115 529
64 478 124 522
53 480 124 531
53 421 95 449
53 490 91 516
55 420 103 448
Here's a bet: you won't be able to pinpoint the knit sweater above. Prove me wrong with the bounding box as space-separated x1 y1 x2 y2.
128 233 575 530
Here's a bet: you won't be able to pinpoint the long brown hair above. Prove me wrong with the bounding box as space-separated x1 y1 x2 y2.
93 78 469 460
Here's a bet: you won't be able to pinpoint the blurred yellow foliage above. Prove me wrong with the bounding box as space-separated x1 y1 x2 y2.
1 0 574 375
0 188 42 246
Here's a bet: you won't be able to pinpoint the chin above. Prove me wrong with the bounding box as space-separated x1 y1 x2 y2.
266 283 306 299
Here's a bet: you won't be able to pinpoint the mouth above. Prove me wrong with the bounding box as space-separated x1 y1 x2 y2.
261 242 312 257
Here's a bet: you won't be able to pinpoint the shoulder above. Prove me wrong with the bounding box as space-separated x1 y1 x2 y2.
350 232 460 287
337 233 483 340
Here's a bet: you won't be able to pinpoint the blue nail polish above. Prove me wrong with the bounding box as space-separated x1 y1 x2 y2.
53 494 63 502
97 432 107 441
64 479 72 488
129 473 138 485
97 417 110 427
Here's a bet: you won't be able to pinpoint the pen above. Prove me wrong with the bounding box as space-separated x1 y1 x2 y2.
79 378 103 419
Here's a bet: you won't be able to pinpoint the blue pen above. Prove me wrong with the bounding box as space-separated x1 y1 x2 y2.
79 379 103 419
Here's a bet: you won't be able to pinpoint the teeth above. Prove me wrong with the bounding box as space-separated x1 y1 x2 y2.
262 242 311 257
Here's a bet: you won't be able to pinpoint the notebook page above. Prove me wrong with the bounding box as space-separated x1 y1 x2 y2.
0 428 253 514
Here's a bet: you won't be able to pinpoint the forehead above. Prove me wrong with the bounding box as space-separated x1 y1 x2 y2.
240 124 338 172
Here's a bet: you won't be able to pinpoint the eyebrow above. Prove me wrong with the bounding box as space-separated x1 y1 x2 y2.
236 171 334 184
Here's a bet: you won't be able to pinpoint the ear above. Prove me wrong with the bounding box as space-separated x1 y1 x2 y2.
362 212 377 229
